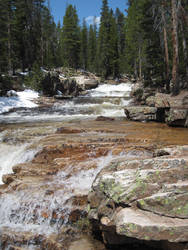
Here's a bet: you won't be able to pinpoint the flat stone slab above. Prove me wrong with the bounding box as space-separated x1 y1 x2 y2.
115 208 188 242
89 146 188 245
124 106 157 121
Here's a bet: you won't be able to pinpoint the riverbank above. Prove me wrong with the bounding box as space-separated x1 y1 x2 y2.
125 81 188 127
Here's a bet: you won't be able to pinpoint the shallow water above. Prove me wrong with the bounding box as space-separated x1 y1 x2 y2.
0 83 187 249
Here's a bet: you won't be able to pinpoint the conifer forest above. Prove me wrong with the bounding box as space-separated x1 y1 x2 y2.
0 0 188 95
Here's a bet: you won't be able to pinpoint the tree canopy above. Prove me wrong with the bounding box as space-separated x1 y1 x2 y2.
0 0 187 95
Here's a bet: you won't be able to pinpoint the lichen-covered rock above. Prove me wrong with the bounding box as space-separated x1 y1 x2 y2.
88 146 188 247
166 108 188 127
115 208 188 242
145 96 156 107
124 106 157 121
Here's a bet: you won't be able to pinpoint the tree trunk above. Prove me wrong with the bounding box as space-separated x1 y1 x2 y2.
7 3 12 75
180 9 188 81
134 59 138 80
171 0 179 95
180 4 188 26
182 26 188 79
161 2 170 93
138 45 142 80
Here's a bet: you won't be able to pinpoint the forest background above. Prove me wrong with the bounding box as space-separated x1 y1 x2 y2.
0 0 187 95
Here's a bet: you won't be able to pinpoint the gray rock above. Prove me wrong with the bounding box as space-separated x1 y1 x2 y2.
88 146 188 247
166 108 188 127
83 79 99 90
124 106 157 121
6 90 18 97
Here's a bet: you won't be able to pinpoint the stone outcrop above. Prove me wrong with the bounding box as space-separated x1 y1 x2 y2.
88 145 188 249
42 69 99 97
124 106 158 121
129 83 188 127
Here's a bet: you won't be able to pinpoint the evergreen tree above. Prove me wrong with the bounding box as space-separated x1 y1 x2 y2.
124 0 144 78
55 21 63 66
88 20 97 73
108 9 119 78
80 19 88 70
97 0 110 78
97 0 119 78
115 8 126 73
62 4 80 69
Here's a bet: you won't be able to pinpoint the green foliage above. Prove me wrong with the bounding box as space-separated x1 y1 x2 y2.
62 4 80 69
132 88 143 101
80 19 88 70
97 0 120 78
0 74 13 95
24 63 44 91
88 23 97 72
1 0 187 96
0 0 59 74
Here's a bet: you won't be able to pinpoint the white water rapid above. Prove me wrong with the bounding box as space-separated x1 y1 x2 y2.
0 82 132 248
0 152 124 235
0 83 132 123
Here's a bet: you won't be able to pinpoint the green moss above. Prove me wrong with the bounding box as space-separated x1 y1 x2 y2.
176 203 188 216
144 236 150 241
127 223 137 232
139 200 146 206
169 231 174 236
164 199 169 205
87 204 91 212
109 162 119 170
75 218 91 231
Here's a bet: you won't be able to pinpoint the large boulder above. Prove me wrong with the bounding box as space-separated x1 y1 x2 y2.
71 76 99 91
124 106 158 121
83 79 98 90
55 78 82 97
128 87 188 127
165 108 188 127
88 146 188 249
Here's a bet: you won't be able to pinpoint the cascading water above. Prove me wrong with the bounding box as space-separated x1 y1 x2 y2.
0 152 122 234
0 82 133 248
0 142 38 185
0 82 132 123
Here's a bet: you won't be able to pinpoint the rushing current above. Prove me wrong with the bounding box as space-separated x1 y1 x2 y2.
0 83 132 124
0 82 132 247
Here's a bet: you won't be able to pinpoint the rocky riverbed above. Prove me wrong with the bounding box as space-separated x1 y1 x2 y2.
0 119 188 249
0 81 188 249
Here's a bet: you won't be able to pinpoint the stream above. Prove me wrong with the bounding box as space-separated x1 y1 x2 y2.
0 82 188 249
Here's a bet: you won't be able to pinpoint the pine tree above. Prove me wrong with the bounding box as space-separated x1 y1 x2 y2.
115 8 126 73
108 9 119 78
62 4 80 69
80 19 88 70
97 0 110 78
97 0 120 78
124 0 146 79
88 20 97 73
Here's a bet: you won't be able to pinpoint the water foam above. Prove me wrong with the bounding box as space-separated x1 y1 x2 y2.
0 152 125 235
0 89 38 114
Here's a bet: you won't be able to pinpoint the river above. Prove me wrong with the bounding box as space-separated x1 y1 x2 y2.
0 82 188 249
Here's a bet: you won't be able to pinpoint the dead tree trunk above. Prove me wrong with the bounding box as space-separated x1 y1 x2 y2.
171 0 179 95
161 2 170 93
